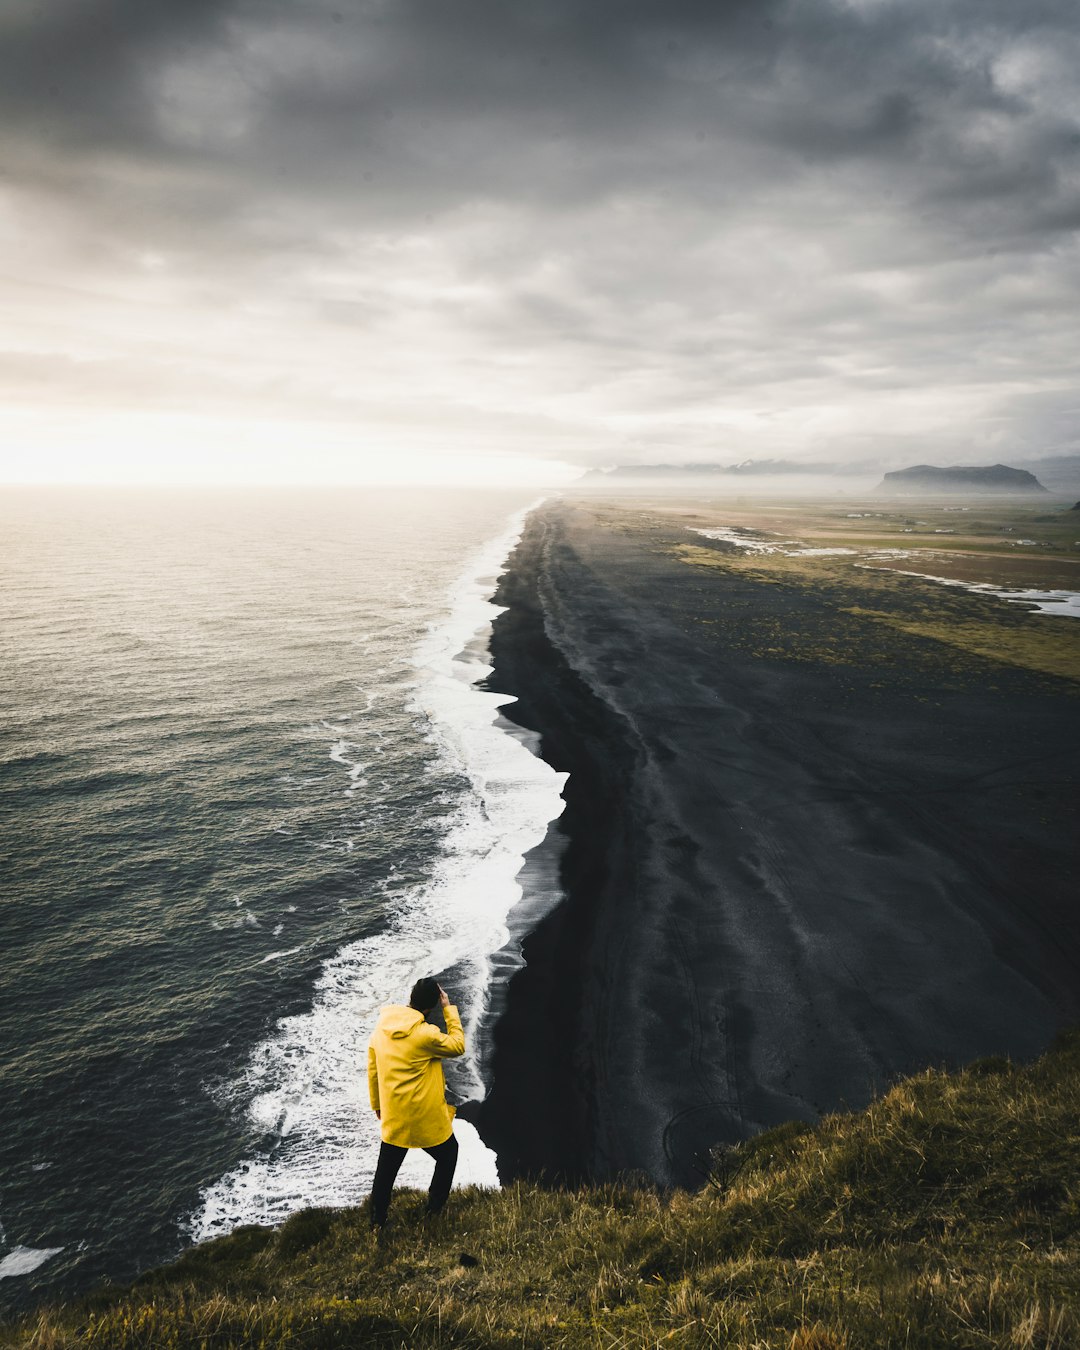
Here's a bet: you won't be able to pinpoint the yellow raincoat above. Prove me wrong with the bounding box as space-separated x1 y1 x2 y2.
367 1003 465 1148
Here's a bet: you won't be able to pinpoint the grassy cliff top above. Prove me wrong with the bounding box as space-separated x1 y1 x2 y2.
9 1033 1080 1349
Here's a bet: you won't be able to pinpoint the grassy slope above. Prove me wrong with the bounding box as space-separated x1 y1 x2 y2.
10 1034 1080 1349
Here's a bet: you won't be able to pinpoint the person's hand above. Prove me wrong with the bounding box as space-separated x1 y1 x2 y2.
375 1110 381 1120
438 985 450 1009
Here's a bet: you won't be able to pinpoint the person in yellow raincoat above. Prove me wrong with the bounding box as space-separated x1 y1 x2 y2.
367 976 465 1228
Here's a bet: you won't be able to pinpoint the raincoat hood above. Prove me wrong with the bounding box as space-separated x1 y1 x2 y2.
377 1005 426 1038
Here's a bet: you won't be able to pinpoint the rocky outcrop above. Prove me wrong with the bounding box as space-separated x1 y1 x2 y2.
878 463 1047 494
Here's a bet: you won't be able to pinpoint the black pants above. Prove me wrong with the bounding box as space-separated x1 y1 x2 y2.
369 1133 458 1228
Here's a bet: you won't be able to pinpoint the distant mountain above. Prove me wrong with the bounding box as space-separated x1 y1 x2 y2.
579 458 1070 494
580 459 864 482
877 463 1048 494
723 458 852 477
579 464 722 481
1016 454 1080 494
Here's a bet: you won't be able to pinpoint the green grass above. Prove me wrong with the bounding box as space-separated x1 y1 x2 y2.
9 1034 1080 1348
648 494 1080 581
671 543 1080 685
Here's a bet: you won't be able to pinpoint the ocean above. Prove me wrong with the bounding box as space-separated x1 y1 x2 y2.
0 486 565 1311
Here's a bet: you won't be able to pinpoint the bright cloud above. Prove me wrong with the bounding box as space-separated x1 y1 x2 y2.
1 0 1078 483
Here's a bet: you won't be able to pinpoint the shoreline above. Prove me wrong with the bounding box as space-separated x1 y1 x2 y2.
187 500 556 1242
469 506 645 1180
473 498 1080 1187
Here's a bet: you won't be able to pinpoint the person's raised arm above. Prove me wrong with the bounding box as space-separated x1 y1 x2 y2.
419 985 465 1058
367 1043 381 1117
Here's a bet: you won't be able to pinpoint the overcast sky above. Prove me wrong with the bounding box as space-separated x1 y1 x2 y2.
2 0 1078 484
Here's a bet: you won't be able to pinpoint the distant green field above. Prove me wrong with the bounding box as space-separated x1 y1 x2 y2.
642 496 1080 686
643 496 1080 575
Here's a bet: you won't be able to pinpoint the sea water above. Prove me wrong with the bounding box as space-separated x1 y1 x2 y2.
0 486 565 1312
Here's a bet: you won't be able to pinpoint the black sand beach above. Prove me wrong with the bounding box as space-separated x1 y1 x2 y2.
475 498 1080 1188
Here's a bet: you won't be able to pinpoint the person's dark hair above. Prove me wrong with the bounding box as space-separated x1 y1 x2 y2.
409 977 440 1011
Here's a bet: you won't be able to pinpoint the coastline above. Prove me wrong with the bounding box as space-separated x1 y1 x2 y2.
187 499 562 1242
474 498 1080 1187
470 507 645 1180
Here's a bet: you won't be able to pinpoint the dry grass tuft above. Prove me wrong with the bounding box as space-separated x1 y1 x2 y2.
789 1325 848 1350
5 1033 1080 1349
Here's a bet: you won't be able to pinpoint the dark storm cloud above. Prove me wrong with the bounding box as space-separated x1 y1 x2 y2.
7 0 1074 219
3 0 1079 472
0 0 229 150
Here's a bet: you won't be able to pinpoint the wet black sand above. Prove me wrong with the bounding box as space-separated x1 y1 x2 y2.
473 499 1080 1188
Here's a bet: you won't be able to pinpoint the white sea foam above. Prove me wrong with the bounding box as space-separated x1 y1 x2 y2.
186 503 567 1242
259 945 306 964
0 1246 64 1279
210 908 261 932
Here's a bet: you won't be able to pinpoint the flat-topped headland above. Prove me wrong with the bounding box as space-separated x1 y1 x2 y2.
878 462 1047 493
475 496 1080 1187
